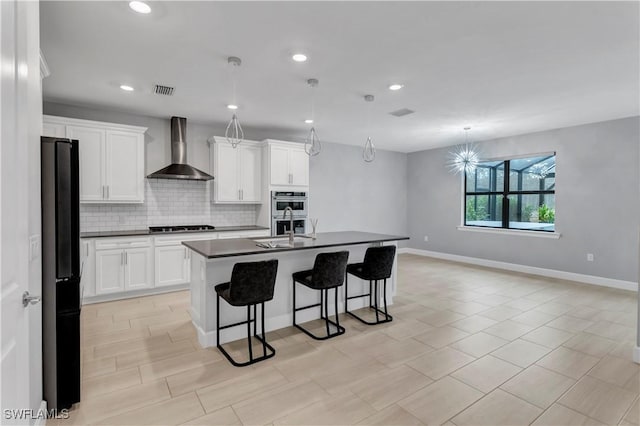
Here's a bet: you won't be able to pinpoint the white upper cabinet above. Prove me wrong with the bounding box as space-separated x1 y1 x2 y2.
43 115 147 203
67 125 106 202
265 140 309 187
42 122 66 138
105 130 144 202
238 144 262 202
211 138 262 203
289 147 309 186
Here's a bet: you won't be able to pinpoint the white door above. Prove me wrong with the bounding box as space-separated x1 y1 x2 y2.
289 148 309 186
67 125 105 202
1 0 40 420
105 131 143 202
155 245 189 287
124 248 152 290
215 143 239 202
95 249 124 294
239 145 261 202
270 146 290 185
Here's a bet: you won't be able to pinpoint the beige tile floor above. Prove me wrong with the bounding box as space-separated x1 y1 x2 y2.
49 254 639 425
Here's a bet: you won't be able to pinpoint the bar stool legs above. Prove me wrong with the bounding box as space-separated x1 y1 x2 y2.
345 273 393 325
216 294 276 367
292 280 345 340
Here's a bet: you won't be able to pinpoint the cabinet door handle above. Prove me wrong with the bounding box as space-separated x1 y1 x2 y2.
184 248 187 260
240 189 243 200
125 252 128 265
107 185 110 199
121 251 124 265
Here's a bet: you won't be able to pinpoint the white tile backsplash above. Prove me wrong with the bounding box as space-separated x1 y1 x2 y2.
80 179 258 232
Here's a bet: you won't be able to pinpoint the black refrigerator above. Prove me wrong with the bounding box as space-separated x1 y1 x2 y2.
41 137 81 410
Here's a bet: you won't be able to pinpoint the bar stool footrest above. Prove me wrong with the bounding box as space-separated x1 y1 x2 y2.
293 320 346 341
217 335 276 367
346 308 393 325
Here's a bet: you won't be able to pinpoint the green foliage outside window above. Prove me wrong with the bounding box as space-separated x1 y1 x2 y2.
538 204 555 223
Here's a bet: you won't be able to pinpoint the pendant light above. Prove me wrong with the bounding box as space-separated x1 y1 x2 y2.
363 94 376 163
447 127 481 175
304 78 321 156
225 56 244 148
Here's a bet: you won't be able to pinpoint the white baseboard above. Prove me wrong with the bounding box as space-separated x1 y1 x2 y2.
82 284 189 305
634 346 640 364
399 248 638 292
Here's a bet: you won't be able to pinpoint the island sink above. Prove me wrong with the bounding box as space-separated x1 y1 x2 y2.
253 235 311 248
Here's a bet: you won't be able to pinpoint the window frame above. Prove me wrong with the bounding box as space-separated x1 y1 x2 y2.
463 153 556 232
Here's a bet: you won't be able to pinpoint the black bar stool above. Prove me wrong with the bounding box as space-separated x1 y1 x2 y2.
215 259 278 367
292 251 349 340
345 245 396 325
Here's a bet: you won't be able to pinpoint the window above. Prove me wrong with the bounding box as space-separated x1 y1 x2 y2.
465 154 555 232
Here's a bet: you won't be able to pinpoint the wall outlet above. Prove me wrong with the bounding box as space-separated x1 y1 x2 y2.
423 235 429 242
587 253 594 262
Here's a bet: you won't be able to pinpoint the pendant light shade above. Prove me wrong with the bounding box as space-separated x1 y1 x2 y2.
225 114 244 148
304 78 321 156
363 94 376 163
447 127 481 175
363 136 376 163
225 56 244 148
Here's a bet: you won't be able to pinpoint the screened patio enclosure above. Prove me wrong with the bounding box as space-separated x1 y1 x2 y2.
465 154 556 232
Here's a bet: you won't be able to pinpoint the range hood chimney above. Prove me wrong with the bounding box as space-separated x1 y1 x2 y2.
147 116 214 181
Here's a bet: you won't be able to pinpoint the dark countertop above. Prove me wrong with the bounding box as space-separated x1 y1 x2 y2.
183 231 409 259
80 225 270 239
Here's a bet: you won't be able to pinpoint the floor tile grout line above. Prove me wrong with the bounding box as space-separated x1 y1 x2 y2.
619 394 640 425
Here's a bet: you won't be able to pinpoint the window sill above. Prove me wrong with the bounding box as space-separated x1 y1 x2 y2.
456 226 561 239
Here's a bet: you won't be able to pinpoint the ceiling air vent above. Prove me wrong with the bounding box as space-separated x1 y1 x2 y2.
389 108 415 117
153 84 175 96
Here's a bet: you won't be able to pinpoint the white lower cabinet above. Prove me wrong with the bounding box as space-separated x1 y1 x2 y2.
85 230 269 301
94 238 152 295
124 247 153 291
95 249 125 294
155 245 190 287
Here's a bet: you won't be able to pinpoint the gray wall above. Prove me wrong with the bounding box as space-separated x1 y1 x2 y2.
308 142 408 240
407 116 640 282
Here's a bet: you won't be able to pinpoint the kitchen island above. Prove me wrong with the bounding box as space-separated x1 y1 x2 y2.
183 231 409 348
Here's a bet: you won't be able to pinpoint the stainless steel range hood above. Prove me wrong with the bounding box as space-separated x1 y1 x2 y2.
147 116 214 181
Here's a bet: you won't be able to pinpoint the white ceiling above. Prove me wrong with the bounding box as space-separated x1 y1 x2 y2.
40 1 639 153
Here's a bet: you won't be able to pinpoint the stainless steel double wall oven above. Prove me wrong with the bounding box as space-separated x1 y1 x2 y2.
271 191 307 236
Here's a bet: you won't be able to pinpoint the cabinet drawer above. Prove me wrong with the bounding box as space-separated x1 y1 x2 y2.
95 237 151 250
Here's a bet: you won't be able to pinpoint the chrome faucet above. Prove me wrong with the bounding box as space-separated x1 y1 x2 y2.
283 207 294 245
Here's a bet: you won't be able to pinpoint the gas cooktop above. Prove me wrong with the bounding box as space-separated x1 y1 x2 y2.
149 225 215 233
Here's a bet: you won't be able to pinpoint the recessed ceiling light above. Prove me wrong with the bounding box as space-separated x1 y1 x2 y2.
227 104 238 110
389 84 404 91
304 119 313 124
129 1 151 14
120 85 134 91
292 53 308 62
